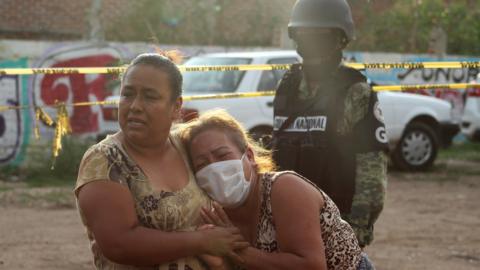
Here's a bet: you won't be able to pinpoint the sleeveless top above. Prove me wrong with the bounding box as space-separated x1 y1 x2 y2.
75 132 211 270
255 171 362 270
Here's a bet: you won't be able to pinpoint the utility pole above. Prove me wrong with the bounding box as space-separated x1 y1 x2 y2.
409 0 420 52
87 0 105 42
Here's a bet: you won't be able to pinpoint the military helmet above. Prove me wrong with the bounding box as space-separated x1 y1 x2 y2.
288 0 355 42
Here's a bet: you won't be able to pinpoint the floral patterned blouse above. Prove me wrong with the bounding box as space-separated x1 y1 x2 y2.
75 132 211 270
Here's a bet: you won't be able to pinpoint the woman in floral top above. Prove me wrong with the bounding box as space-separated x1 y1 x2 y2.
75 53 247 270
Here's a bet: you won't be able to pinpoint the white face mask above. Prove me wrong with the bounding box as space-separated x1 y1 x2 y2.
195 153 253 208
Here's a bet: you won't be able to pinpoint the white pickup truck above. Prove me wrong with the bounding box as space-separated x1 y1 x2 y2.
102 51 459 171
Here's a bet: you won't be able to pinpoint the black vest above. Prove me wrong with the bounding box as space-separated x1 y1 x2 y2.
272 64 366 214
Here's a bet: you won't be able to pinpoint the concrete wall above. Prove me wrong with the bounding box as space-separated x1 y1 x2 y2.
0 0 135 40
0 39 478 166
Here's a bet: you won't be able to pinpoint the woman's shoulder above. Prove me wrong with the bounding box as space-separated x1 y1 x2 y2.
75 133 127 195
265 171 317 194
169 129 192 165
266 171 324 203
266 170 314 186
81 133 124 160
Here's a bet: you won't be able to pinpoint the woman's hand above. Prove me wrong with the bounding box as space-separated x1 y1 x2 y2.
227 246 256 268
198 224 249 258
197 225 227 269
196 224 245 269
198 254 228 270
201 202 233 227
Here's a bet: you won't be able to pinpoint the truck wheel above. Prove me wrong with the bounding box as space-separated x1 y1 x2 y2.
391 122 439 171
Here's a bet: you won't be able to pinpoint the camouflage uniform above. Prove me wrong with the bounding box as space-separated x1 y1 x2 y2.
299 76 388 247
282 0 386 248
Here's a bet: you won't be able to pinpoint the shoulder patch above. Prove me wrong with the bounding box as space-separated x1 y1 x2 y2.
346 83 372 116
375 126 388 144
373 101 384 123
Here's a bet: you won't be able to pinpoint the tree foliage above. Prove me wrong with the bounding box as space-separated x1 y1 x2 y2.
105 0 479 55
106 0 291 46
350 0 480 55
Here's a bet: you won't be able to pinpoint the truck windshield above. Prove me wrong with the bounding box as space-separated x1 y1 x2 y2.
183 57 252 93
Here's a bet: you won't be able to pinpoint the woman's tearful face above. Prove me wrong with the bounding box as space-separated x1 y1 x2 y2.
119 64 180 146
189 129 244 172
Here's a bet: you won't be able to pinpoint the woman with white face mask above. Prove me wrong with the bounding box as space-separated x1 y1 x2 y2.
180 109 375 270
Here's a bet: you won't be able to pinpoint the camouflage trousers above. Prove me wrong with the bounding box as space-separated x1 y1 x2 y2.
357 253 375 270
342 152 387 247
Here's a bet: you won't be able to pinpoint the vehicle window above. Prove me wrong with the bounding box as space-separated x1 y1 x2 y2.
183 57 252 94
257 58 299 92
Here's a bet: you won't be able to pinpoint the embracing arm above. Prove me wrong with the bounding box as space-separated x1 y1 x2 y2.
78 181 246 266
239 174 327 270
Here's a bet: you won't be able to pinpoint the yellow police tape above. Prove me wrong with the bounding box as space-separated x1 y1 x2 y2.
184 83 480 100
1 83 479 113
347 61 480 70
1 61 480 75
183 91 277 101
0 101 118 113
373 83 480 92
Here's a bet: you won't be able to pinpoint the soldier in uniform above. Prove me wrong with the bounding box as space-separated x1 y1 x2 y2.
272 0 388 248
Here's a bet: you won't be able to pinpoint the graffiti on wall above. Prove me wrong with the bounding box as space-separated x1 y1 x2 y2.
0 58 30 165
31 44 129 135
346 52 480 120
398 64 479 118
28 44 265 135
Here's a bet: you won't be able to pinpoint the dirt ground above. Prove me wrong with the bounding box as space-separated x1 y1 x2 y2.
1 159 479 270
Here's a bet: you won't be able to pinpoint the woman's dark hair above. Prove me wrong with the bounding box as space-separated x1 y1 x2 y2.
122 50 184 101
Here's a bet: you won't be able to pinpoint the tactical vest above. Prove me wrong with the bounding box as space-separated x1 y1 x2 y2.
272 64 366 214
